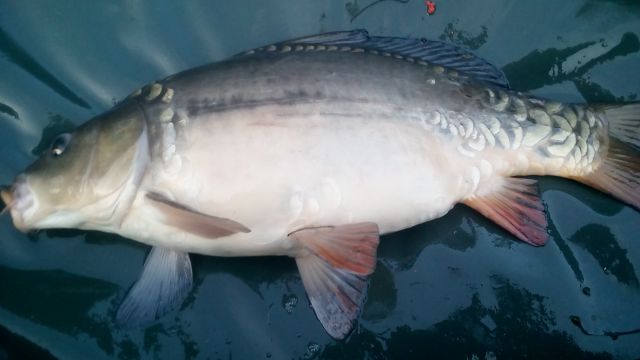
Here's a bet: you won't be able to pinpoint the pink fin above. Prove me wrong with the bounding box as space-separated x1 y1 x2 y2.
290 223 380 339
146 192 250 239
572 139 640 210
290 223 379 275
464 178 549 246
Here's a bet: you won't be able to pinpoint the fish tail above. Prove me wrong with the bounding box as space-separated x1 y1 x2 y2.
572 102 640 209
606 102 640 148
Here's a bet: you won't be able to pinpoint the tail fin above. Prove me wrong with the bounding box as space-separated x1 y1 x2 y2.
573 103 640 209
606 103 640 148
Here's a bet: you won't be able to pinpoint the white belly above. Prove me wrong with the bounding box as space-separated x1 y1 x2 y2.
119 102 477 257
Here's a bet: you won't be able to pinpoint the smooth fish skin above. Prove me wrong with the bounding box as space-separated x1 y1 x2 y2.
2 30 639 339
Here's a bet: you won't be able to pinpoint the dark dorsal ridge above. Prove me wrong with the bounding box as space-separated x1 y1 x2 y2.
236 29 510 89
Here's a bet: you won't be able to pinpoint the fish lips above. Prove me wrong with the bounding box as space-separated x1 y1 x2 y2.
0 185 12 209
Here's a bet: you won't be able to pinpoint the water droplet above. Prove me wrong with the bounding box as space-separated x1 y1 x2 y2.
282 294 298 313
266 352 272 358
225 338 232 345
582 287 591 296
303 342 320 359
570 315 581 326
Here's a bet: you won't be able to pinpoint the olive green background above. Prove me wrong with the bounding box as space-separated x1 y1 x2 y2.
0 1 639 359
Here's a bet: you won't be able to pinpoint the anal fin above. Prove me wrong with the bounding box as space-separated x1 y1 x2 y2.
464 178 549 246
289 223 380 339
116 247 193 326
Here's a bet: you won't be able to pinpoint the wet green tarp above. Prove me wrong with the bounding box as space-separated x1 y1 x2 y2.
0 1 639 359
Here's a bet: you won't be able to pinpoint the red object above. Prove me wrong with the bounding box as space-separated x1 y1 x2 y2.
425 1 436 15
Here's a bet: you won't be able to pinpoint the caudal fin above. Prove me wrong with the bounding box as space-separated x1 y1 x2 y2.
606 103 640 148
573 103 640 209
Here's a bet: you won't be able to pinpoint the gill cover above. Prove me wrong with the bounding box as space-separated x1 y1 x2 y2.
20 100 149 230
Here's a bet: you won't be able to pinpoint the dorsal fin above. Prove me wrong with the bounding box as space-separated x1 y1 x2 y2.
238 29 509 89
288 29 370 46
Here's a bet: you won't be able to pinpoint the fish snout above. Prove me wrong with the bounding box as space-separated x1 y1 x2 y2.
0 185 12 208
3 175 35 231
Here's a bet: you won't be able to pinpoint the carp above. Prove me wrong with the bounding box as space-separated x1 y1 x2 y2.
1 30 638 339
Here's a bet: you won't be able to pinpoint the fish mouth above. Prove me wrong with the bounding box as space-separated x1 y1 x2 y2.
1 175 36 232
0 186 12 210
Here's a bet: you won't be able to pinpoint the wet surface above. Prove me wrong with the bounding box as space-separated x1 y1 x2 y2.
0 1 639 359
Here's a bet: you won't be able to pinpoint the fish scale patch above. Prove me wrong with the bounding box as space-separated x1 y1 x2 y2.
129 81 188 179
222 31 609 172
127 82 175 104
423 84 606 176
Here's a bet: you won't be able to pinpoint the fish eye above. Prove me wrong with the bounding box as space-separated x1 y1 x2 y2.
50 133 71 157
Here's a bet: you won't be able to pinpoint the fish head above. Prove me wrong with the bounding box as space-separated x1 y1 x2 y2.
2 101 149 232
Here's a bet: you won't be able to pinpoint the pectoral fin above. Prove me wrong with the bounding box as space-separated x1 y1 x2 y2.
289 222 380 339
146 192 250 239
116 246 192 326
